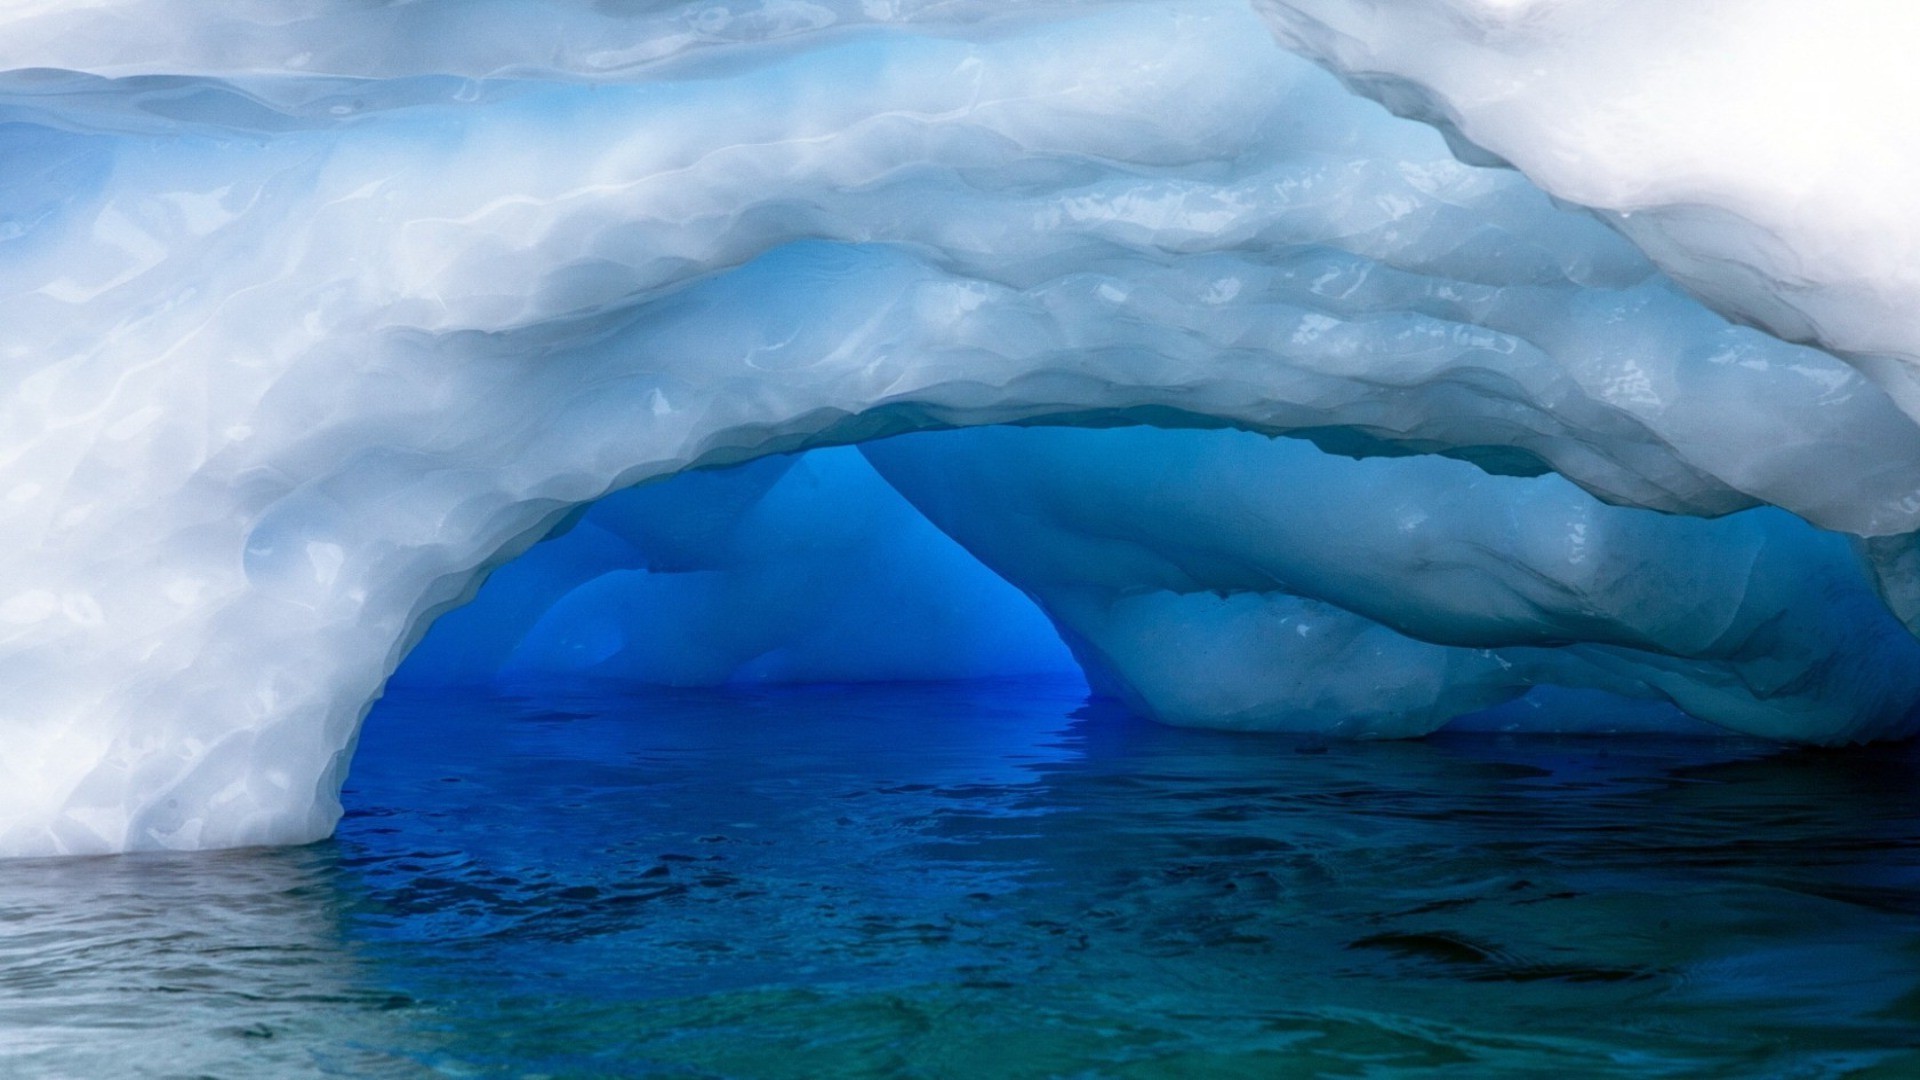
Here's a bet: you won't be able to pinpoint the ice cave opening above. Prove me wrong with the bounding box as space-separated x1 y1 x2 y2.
389 425 1920 756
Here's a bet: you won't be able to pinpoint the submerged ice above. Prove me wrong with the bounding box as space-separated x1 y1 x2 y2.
2 0 1918 856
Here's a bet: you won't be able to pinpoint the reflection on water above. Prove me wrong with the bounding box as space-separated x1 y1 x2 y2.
3 679 1918 1077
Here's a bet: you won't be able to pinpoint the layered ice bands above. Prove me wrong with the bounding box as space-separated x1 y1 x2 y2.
1 0 1917 857
867 427 1920 743
1250 0 1920 418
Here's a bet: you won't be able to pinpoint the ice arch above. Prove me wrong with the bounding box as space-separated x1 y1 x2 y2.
3 0 1919 857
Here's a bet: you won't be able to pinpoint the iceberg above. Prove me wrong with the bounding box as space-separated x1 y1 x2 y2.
0 0 1915 856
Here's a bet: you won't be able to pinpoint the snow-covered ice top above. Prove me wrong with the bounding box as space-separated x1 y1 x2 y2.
1254 0 1920 417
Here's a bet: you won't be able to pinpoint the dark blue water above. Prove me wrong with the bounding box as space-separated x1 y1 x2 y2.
3 679 1918 1077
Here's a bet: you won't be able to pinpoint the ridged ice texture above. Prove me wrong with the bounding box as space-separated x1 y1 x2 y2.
396 447 1073 686
3 0 1919 856
1251 0 1920 634
867 427 1920 742
1249 0 1920 423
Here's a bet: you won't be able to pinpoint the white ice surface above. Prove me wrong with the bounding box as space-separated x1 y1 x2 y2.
1 0 1916 855
1252 0 1920 418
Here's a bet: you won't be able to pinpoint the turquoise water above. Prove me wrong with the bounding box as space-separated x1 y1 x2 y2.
3 679 1917 1077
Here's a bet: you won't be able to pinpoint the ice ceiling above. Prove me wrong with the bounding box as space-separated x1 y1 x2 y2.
2 0 1917 857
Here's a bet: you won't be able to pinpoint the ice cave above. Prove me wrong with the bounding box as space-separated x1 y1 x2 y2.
4 1 1920 1075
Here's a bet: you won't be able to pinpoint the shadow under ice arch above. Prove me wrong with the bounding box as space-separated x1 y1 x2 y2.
5 0 1920 858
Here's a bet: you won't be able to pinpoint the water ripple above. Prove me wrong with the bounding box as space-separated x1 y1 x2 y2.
3 678 1917 1077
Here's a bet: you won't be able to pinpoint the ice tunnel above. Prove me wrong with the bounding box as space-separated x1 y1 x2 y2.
3 0 1920 857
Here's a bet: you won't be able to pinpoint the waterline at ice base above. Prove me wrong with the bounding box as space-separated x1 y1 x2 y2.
3 0 1920 863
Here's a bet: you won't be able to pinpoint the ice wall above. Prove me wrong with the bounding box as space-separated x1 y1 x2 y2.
397 447 1074 687
868 427 1920 742
1251 0 1920 634
2 0 1917 856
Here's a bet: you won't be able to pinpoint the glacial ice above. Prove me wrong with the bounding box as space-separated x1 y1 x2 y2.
2 0 1918 856
1250 0 1920 420
397 447 1074 687
868 427 1920 742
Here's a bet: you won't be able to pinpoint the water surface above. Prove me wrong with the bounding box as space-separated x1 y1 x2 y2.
3 679 1917 1076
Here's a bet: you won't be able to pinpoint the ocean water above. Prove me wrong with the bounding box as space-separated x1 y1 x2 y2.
2 678 1917 1077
